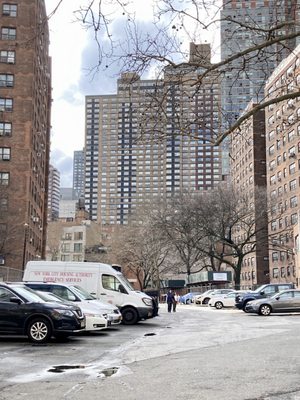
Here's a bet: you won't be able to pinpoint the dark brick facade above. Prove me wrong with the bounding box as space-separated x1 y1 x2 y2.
0 1 51 273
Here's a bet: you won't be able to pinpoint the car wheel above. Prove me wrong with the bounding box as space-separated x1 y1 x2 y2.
186 299 191 305
259 304 272 316
242 301 250 312
215 301 223 310
203 298 209 305
121 307 139 325
27 318 52 343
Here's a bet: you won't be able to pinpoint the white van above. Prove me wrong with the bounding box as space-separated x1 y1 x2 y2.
23 261 155 325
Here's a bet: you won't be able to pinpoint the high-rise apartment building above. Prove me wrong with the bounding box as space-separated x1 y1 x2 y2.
230 103 269 288
0 1 51 273
73 149 85 198
221 0 299 123
84 44 222 224
221 0 299 176
265 43 300 286
47 165 60 222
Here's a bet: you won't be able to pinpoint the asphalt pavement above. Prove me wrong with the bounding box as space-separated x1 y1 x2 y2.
1 304 300 400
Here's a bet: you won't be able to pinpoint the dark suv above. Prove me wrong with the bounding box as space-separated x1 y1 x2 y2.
0 283 85 343
235 283 294 312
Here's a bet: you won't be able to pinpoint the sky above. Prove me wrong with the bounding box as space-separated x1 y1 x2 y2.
44 0 158 187
44 0 220 187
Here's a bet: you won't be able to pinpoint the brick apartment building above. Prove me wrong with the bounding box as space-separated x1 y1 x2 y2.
265 43 300 285
0 1 51 277
230 104 270 288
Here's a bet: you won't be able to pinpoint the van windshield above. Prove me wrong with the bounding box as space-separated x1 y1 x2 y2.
70 285 96 300
118 275 135 291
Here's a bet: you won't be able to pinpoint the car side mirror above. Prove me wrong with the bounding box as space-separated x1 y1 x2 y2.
275 296 280 300
10 297 21 304
260 291 265 295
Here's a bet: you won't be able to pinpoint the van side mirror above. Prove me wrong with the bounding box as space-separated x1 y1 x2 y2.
118 284 127 294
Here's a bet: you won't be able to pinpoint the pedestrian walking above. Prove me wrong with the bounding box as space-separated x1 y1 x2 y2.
166 290 175 313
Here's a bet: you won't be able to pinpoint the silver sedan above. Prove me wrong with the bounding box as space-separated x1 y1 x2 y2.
245 289 300 316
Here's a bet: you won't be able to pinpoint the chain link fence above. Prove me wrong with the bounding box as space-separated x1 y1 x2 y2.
0 266 23 282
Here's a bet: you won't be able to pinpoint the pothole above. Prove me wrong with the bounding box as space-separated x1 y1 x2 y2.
48 364 86 373
144 332 156 336
98 367 119 378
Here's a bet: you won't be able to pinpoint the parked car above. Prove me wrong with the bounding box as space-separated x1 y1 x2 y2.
208 291 249 309
245 289 300 316
179 292 201 304
235 283 294 312
24 283 122 325
196 289 235 305
194 290 215 305
36 291 108 332
0 283 85 343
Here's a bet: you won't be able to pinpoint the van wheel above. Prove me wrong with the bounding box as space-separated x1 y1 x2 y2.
27 318 52 343
122 307 139 325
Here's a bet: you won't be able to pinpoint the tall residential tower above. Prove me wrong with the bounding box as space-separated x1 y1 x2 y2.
0 1 51 274
85 44 223 224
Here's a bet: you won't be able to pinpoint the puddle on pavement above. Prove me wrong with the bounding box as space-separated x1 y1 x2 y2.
144 333 156 337
48 365 86 373
98 367 119 378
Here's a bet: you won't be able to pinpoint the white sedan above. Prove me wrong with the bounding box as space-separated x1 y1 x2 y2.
36 291 108 332
208 291 247 309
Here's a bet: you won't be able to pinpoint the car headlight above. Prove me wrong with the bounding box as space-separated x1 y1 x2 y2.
84 313 103 318
52 309 74 318
142 297 153 306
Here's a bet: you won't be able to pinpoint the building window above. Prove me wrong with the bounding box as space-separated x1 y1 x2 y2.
61 255 70 261
74 243 82 252
291 213 298 225
73 255 83 261
272 252 279 261
290 196 298 208
61 243 70 252
0 50 15 63
0 196 8 210
74 232 83 240
272 268 279 278
0 172 9 185
280 267 286 278
0 98 12 111
1 27 16 40
0 147 10 160
0 74 13 87
0 122 11 136
289 179 297 191
2 4 17 17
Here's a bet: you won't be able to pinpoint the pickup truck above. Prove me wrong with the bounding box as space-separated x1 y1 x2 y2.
235 283 294 312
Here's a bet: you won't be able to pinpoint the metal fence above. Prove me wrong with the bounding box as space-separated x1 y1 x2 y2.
0 266 23 282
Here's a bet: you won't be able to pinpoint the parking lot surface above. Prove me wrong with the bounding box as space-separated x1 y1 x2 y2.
1 304 300 399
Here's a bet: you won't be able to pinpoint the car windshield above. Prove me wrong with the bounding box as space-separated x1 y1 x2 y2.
71 285 96 300
11 285 46 303
37 291 64 302
253 285 267 293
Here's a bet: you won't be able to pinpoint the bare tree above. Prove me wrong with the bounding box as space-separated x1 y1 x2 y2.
64 0 300 144
108 211 171 289
149 193 209 276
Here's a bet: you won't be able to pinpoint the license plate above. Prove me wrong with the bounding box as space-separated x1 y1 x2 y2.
80 320 85 328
